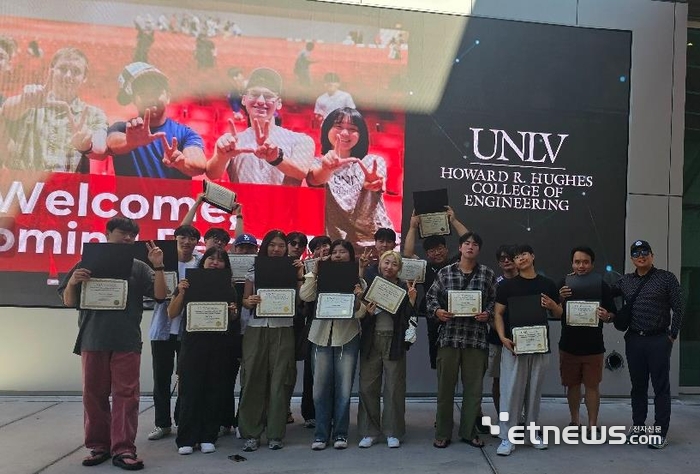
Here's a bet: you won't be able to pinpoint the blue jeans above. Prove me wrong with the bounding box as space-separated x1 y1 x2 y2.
311 335 360 442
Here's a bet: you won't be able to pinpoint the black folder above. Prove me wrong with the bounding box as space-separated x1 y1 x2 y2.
564 273 602 301
317 261 357 293
413 188 449 215
254 256 298 289
81 243 134 279
184 268 234 303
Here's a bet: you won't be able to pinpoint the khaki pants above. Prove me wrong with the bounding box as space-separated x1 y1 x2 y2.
238 326 296 441
358 331 406 439
435 346 488 441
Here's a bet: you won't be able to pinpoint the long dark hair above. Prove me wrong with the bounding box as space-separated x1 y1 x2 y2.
320 107 369 158
259 229 288 257
330 239 356 261
198 247 231 269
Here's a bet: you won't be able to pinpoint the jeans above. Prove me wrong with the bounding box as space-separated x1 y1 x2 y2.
311 335 360 442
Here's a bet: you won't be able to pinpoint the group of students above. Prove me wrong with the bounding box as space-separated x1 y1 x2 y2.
60 208 683 470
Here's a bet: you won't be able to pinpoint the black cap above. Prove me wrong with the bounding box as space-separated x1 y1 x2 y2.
630 239 652 255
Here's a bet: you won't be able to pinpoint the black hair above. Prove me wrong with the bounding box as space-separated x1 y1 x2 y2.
309 235 332 252
373 227 396 242
422 235 446 252
458 231 483 247
106 216 139 234
514 244 535 255
330 239 356 261
259 230 288 257
198 247 232 270
320 107 370 158
495 244 516 261
204 227 230 243
287 231 308 247
570 246 595 262
174 224 201 240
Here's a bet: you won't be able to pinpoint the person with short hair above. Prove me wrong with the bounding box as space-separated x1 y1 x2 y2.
426 232 496 449
313 72 356 121
58 216 167 470
359 227 397 285
612 240 684 449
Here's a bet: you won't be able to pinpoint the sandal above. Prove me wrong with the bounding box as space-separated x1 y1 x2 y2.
112 452 144 471
433 438 451 448
462 436 484 448
82 450 110 466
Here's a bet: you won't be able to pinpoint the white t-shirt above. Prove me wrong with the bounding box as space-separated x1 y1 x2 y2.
314 90 356 119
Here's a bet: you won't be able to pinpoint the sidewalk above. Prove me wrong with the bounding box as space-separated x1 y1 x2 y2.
1 396 699 474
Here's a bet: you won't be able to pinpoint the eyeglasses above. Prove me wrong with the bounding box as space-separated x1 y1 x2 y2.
631 249 651 258
498 255 513 262
245 90 279 102
289 240 305 247
426 245 446 256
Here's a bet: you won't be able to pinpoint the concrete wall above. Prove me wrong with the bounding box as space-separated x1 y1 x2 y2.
0 0 687 395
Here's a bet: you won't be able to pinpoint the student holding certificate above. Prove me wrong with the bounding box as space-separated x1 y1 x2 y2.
167 247 238 455
556 246 615 429
58 216 167 471
493 244 561 456
425 232 497 449
299 239 366 450
357 251 417 449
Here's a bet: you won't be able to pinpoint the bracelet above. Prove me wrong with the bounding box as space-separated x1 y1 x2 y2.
269 149 284 167
153 266 165 271
77 142 93 155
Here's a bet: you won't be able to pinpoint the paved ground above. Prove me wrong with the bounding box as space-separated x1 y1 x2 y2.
2 396 699 474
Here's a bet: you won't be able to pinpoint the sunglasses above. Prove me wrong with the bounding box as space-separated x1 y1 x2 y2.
289 240 305 247
498 255 513 262
631 249 651 258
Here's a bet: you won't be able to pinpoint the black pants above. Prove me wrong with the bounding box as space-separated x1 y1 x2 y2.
151 336 180 428
426 317 440 370
625 332 672 436
220 333 241 428
301 351 315 421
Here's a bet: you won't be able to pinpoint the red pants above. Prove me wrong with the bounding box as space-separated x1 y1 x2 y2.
81 351 141 456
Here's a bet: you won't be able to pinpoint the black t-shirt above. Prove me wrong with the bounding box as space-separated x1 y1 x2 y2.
486 275 513 346
558 278 615 356
495 274 558 353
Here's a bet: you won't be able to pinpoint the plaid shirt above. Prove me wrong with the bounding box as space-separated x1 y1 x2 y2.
426 262 497 350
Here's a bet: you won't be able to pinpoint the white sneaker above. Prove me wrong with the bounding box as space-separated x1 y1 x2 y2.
178 446 194 455
387 437 401 448
200 442 216 453
358 436 375 448
532 435 548 450
496 439 515 456
333 438 348 449
234 427 241 439
148 426 171 440
311 440 327 450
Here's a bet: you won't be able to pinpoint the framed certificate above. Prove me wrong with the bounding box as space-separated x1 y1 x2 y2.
164 271 178 298
315 293 356 319
186 301 228 332
256 288 296 317
566 300 600 327
448 290 482 316
399 259 427 283
512 325 549 354
80 278 128 310
418 212 450 238
229 254 256 282
304 258 319 275
364 277 407 314
203 180 237 213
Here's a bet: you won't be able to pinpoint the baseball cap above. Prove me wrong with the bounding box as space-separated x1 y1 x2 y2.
246 67 282 95
630 239 652 255
117 62 168 106
234 233 258 247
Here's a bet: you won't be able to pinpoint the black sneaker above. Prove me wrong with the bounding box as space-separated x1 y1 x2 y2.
648 436 668 449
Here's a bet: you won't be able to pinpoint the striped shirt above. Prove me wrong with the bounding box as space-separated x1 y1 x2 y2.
426 262 497 350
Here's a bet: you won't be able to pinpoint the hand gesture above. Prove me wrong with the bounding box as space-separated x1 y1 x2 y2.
146 240 164 267
251 119 279 162
293 258 305 278
445 205 455 222
320 136 359 172
540 293 557 311
68 109 93 153
409 209 420 230
125 109 166 148
161 135 186 170
68 268 91 286
177 278 189 293
358 247 373 270
435 308 454 322
357 160 384 192
559 286 572 300
353 283 364 297
407 280 417 305
215 118 255 159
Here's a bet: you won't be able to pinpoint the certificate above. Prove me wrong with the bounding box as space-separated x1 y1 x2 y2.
399 259 427 283
186 301 228 332
315 293 356 319
229 254 255 282
256 288 296 317
566 300 600 327
164 271 178 298
364 277 407 314
419 212 450 238
448 290 482 316
512 325 549 354
80 278 128 310
203 180 237 213
304 258 319 275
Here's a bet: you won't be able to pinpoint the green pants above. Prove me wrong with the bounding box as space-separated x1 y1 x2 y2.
435 346 488 441
358 331 406 439
238 326 296 441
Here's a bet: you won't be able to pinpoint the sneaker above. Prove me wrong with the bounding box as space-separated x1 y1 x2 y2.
148 426 171 440
648 436 668 449
242 438 259 452
387 437 401 448
532 434 548 450
496 439 515 456
177 446 193 455
200 442 216 454
217 426 231 437
333 438 348 449
358 436 375 448
287 413 295 424
626 426 642 444
311 440 327 450
268 439 284 450
234 427 241 439
304 419 316 429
